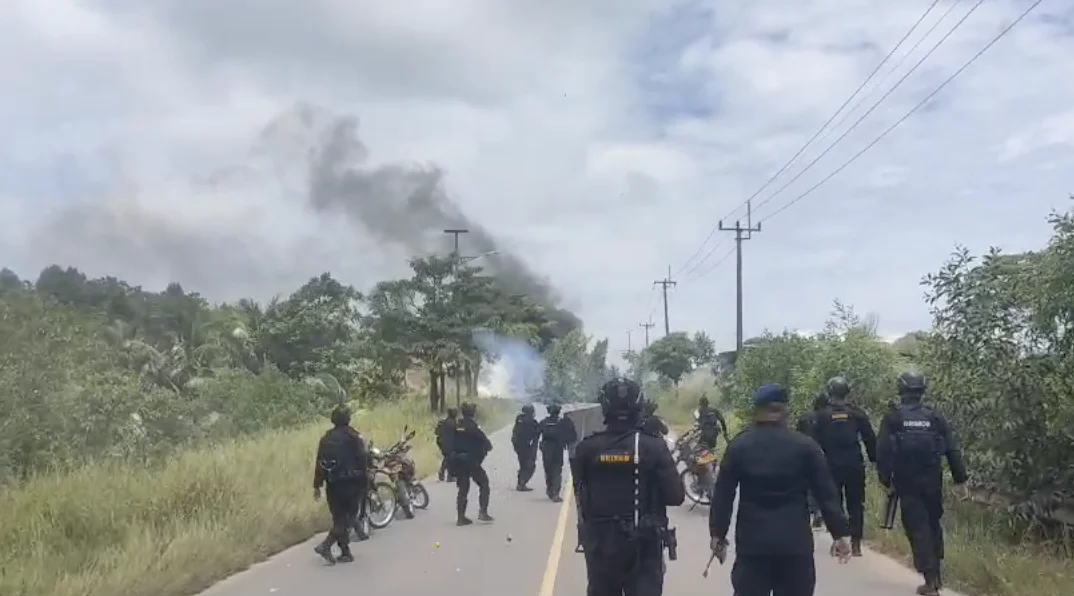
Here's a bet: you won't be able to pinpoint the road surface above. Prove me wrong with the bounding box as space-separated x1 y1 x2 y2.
198 415 966 596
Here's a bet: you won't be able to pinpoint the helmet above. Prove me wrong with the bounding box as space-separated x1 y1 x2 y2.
826 377 850 399
460 401 477 418
896 371 926 394
547 403 562 416
698 395 710 407
521 403 535 415
330 405 351 426
598 377 643 421
813 392 829 411
446 407 458 418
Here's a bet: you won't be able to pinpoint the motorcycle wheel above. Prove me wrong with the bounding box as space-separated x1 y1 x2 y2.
396 478 415 519
680 468 711 505
367 481 398 529
410 482 430 510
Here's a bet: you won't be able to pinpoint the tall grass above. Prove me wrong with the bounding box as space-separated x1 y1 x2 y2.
0 395 512 596
651 376 1074 595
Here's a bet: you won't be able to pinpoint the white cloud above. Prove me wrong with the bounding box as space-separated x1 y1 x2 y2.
3 0 1074 363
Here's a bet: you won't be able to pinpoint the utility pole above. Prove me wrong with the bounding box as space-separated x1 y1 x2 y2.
653 266 677 336
626 329 633 353
718 201 762 355
639 321 654 348
442 229 469 409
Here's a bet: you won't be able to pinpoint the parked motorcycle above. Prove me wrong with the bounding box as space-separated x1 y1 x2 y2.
674 427 719 506
363 443 400 530
371 426 429 520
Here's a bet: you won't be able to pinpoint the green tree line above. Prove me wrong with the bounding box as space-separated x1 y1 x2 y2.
716 204 1074 512
0 255 605 484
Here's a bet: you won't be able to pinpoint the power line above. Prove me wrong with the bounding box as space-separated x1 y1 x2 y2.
670 0 945 279
684 246 736 283
751 0 986 216
761 0 1045 223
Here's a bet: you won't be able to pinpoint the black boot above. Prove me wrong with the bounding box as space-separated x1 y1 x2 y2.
478 509 494 522
457 515 474 526
313 536 336 565
851 538 862 557
337 548 354 563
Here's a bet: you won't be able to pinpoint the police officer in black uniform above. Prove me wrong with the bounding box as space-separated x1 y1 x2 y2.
538 403 578 502
813 376 877 556
436 407 458 482
696 395 729 450
512 403 540 491
796 391 830 528
573 377 685 596
877 372 967 596
451 401 494 526
312 405 369 564
640 401 669 437
709 384 852 596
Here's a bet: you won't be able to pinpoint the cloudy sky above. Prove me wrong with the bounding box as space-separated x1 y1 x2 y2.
2 0 1072 358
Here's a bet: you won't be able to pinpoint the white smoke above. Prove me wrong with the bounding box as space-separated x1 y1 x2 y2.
472 329 545 401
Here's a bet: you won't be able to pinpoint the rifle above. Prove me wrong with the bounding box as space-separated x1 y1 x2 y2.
881 490 899 530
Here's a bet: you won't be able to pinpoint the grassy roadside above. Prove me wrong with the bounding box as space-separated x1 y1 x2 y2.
652 381 1074 596
0 395 512 596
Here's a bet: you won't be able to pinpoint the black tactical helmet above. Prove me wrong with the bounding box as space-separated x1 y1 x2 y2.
826 376 850 399
599 377 643 420
521 403 535 415
813 392 829 411
547 403 562 416
330 405 351 426
446 407 459 418
460 401 477 418
698 395 709 407
896 371 926 394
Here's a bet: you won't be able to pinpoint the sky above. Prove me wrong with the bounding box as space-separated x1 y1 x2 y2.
2 0 1073 363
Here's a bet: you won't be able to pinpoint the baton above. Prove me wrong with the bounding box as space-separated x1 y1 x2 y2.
702 552 718 578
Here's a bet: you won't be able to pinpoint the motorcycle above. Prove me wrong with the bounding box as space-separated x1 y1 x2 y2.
371 426 430 520
674 427 719 506
363 443 400 530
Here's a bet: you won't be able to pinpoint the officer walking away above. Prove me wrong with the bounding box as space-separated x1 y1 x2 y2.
876 372 968 596
795 391 829 529
312 405 369 564
436 407 458 482
538 403 578 502
512 403 541 491
641 401 669 437
573 377 685 596
451 401 495 525
709 384 852 596
696 394 729 450
813 377 877 557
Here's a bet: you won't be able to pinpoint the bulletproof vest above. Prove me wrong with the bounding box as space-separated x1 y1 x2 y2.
817 404 860 452
319 428 361 481
540 417 564 450
892 405 942 468
583 431 647 520
698 407 718 430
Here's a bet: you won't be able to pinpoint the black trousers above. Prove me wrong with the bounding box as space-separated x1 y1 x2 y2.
453 457 491 516
325 478 364 548
699 430 719 451
583 524 665 596
542 448 564 497
830 464 866 540
731 554 815 596
516 444 538 486
899 487 945 581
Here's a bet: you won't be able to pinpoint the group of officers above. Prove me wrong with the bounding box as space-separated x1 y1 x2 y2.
314 370 967 596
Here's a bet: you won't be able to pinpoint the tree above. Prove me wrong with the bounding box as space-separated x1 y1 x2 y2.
645 332 701 385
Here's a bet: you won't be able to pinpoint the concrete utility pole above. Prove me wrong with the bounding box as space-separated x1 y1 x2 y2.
442 229 469 408
639 321 654 348
718 201 762 355
625 329 633 353
653 266 677 336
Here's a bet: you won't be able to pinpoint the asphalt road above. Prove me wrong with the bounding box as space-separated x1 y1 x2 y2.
198 419 966 596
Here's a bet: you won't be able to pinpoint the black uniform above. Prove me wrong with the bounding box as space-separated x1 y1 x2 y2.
539 406 578 501
451 402 494 525
710 384 850 596
574 378 685 596
813 395 877 548
436 411 458 482
312 407 369 564
512 408 540 490
696 402 729 450
795 392 829 526
876 373 967 594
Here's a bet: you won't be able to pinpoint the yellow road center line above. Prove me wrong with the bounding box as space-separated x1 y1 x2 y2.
537 478 575 596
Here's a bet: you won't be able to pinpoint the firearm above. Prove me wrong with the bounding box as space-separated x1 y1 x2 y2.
881 490 899 530
661 526 678 561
